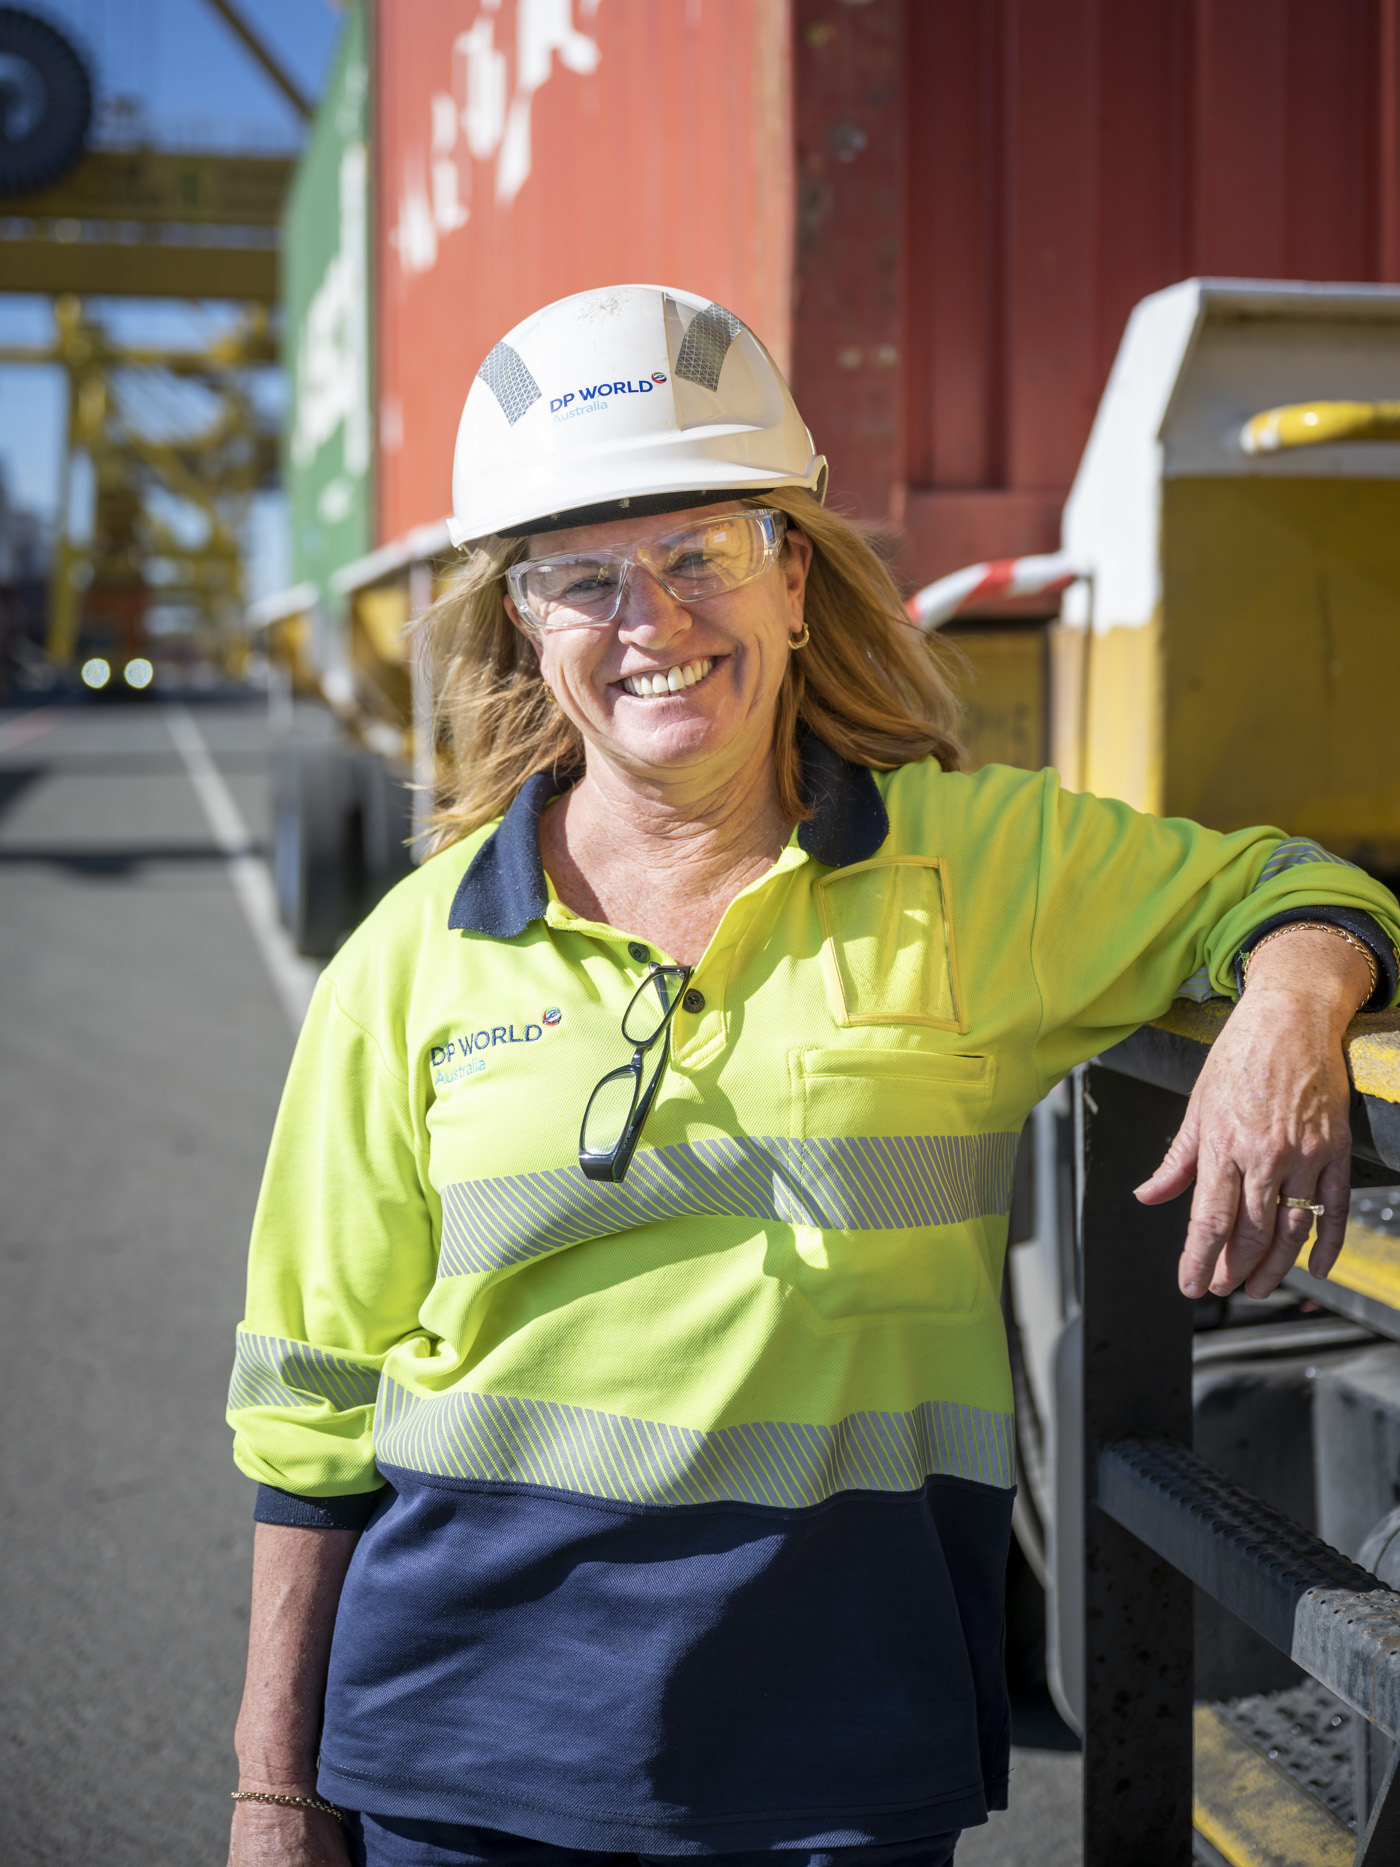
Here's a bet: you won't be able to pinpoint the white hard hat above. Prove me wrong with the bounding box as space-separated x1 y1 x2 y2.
448 284 828 544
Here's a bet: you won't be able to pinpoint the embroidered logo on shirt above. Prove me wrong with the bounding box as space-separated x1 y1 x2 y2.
430 1019 553 1089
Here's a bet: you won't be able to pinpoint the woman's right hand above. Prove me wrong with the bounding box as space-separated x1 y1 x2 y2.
227 1800 353 1866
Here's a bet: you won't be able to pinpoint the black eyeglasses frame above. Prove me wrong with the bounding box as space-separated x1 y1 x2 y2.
578 964 692 1184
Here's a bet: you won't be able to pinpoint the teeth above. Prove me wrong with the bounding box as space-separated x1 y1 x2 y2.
621 657 713 698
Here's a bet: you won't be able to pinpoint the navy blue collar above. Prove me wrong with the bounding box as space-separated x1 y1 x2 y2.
447 735 891 938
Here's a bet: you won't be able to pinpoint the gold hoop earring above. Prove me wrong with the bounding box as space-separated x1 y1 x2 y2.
542 684 558 706
789 622 811 650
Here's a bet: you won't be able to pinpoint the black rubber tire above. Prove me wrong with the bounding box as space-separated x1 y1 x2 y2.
0 8 93 198
271 743 362 959
355 753 415 910
270 743 301 934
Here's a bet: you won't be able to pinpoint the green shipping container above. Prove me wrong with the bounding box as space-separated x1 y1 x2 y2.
283 0 372 617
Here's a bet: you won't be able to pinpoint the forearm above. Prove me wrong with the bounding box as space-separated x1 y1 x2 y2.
1240 924 1375 1024
234 1521 360 1790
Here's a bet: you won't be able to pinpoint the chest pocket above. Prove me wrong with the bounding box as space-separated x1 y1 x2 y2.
776 1049 1006 1320
815 855 965 1033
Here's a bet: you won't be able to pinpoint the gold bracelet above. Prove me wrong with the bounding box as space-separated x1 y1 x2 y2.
1241 920 1379 1001
230 1790 343 1823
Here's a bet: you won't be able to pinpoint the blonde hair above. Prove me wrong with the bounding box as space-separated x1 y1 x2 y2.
421 488 966 850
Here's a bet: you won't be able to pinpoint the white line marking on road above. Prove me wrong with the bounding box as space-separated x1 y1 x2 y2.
164 702 320 1033
0 706 60 754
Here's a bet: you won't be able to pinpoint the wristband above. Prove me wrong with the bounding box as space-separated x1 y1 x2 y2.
231 1790 343 1823
1241 920 1379 1002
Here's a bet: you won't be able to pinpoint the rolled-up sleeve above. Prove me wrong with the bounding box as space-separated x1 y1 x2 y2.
227 972 437 1503
1028 774 1400 1094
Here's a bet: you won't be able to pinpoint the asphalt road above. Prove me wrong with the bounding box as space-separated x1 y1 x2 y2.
0 698 1080 1865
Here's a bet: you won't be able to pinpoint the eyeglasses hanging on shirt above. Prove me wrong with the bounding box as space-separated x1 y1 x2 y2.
578 964 692 1183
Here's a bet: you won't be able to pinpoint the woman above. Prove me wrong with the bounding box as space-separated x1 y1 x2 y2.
227 286 1398 1867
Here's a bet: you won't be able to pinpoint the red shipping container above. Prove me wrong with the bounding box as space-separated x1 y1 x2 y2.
894 0 1400 579
374 0 1400 582
374 0 793 549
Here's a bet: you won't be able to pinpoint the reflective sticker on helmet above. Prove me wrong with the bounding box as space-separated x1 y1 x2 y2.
674 303 744 393
478 342 542 425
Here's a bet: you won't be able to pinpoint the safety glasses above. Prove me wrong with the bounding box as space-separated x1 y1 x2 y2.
508 508 787 633
578 964 691 1183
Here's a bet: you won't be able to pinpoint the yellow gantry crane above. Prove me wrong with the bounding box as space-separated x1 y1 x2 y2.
0 296 280 683
0 3 302 687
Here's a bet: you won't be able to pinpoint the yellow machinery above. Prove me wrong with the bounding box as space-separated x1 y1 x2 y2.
254 527 453 956
0 296 280 688
0 0 296 690
1059 279 1400 876
931 280 1400 895
0 146 288 302
0 139 291 689
921 279 1400 1859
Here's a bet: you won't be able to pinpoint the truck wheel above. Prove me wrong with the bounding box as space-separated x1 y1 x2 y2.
271 744 300 933
271 744 361 958
0 8 93 196
355 753 415 910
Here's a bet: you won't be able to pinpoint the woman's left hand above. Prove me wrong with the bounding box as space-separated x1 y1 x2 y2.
1133 927 1376 1300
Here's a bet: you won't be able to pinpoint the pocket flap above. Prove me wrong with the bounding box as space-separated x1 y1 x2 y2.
815 856 965 1031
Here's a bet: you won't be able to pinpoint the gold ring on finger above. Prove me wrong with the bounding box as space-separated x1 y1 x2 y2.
1280 1196 1325 1217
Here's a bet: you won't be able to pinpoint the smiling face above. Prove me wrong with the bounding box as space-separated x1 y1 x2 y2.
506 502 813 791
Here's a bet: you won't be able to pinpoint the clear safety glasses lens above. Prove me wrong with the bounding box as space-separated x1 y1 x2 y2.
509 509 786 632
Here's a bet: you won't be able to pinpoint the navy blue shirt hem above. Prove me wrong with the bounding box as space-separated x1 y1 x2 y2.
317 1471 1013 1855
314 1759 1001 1854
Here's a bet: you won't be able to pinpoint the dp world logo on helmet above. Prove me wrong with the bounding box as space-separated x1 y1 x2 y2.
449 284 827 544
550 372 668 418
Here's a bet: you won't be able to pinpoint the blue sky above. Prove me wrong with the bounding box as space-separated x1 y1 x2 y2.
0 0 344 598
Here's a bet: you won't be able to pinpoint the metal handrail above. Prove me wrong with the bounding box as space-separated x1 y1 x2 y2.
1100 999 1400 1171
1075 1004 1400 1866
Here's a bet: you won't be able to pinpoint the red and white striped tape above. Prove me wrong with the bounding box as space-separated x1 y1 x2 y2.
905 551 1086 630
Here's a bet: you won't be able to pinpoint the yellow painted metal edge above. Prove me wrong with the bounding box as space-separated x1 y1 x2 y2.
1193 1704 1354 1867
1154 999 1233 1044
1346 1019 1400 1107
1153 1000 1400 1106
1329 1218 1400 1310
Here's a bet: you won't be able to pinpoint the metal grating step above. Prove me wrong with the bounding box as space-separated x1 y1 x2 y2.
1215 1679 1356 1831
1193 1697 1355 1867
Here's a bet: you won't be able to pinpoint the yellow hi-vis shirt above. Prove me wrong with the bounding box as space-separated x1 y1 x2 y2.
228 743 1400 1850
